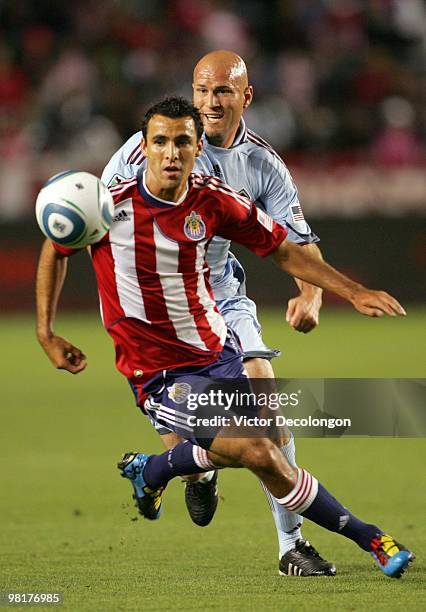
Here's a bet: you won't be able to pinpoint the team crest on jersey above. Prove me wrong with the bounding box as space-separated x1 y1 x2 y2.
167 382 192 404
184 211 206 241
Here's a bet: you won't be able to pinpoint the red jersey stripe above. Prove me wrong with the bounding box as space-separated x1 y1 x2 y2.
91 238 126 326
132 202 176 336
178 237 224 351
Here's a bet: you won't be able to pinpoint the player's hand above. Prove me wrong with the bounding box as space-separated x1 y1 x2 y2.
39 334 87 374
286 294 322 333
351 289 406 317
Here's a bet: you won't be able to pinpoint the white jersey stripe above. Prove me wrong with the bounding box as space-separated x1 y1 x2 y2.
109 176 138 189
194 239 227 347
256 208 274 232
192 173 251 206
206 175 252 206
109 178 138 197
153 221 209 351
110 198 148 322
192 177 251 210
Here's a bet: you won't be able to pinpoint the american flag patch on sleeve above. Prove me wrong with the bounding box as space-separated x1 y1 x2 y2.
291 203 305 223
257 208 274 232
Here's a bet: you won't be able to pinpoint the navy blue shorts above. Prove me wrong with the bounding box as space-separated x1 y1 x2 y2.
129 331 259 449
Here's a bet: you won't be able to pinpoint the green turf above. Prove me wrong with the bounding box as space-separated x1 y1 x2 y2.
259 306 426 378
1 310 425 611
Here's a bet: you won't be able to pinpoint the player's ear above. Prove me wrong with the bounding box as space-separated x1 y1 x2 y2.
195 139 203 157
141 137 147 155
243 86 253 109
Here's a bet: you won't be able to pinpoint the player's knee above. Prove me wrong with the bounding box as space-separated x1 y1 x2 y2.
244 357 274 379
239 438 277 471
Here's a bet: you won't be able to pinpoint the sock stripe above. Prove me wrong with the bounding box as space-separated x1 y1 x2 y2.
278 467 303 507
192 444 214 470
296 476 318 513
276 468 319 514
286 470 311 511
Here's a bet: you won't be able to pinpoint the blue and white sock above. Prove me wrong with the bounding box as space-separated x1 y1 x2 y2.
143 442 215 489
275 467 381 551
261 435 303 557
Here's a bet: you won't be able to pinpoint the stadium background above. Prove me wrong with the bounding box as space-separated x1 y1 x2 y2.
1 1 425 610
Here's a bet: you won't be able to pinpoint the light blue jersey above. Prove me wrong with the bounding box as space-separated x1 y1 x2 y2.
101 118 319 302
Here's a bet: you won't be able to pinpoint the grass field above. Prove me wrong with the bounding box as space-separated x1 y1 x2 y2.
1 309 425 611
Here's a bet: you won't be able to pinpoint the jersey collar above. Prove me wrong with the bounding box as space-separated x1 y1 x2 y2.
232 118 248 146
137 168 188 208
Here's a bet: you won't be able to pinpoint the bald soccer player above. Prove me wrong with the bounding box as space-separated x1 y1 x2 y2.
102 51 331 577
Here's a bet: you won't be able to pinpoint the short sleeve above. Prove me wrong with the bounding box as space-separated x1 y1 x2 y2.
101 132 144 187
216 194 287 257
255 153 319 244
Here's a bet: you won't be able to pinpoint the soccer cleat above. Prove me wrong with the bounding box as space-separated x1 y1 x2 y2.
117 452 164 520
369 534 415 578
279 540 336 576
184 471 219 527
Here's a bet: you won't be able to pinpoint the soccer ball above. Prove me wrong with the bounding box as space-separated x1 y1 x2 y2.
35 170 114 248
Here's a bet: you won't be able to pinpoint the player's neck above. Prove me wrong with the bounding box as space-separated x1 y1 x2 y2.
207 124 240 149
143 170 188 204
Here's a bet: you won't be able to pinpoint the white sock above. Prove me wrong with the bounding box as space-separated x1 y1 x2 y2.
260 435 304 557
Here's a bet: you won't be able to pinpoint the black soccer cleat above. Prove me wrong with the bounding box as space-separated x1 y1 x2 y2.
279 539 336 576
184 471 219 527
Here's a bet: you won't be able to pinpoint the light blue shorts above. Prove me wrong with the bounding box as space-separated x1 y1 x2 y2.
217 295 280 361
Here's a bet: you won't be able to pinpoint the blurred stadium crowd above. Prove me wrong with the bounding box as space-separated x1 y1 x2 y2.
1 0 425 220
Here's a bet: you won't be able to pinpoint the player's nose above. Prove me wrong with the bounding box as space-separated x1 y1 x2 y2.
165 141 178 160
207 91 220 108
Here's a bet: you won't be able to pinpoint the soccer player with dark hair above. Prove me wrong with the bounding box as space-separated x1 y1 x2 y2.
102 50 329 576
36 95 414 580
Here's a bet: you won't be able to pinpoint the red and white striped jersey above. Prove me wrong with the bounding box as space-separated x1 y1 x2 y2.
54 171 287 383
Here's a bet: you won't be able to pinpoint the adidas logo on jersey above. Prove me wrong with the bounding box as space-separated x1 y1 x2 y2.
113 210 130 222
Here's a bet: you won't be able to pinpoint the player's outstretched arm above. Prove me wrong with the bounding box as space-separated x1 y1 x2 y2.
272 240 406 317
36 240 87 374
287 242 323 333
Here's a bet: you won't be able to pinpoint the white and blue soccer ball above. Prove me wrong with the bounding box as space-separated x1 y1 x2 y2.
35 170 114 248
